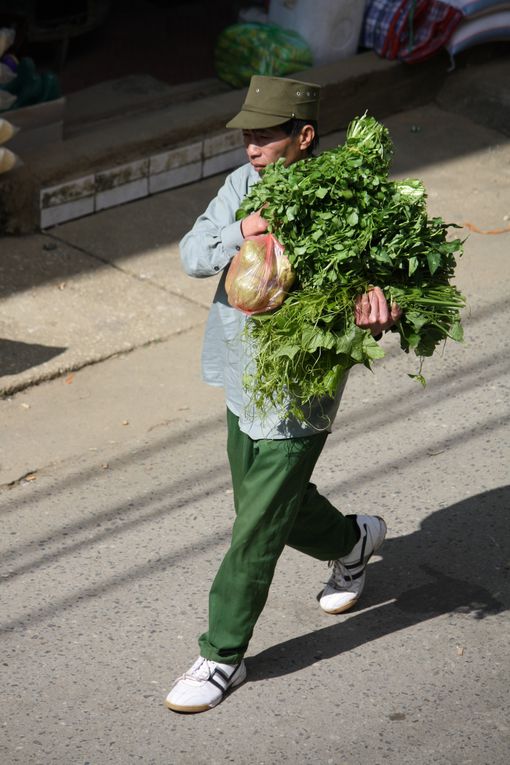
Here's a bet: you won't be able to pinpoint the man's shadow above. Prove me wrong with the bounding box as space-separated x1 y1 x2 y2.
246 485 509 680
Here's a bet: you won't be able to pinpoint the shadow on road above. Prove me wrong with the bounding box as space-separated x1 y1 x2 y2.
0 338 66 377
246 485 509 680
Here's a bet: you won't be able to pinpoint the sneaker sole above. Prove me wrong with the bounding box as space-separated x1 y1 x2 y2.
165 699 215 713
165 665 247 714
321 596 359 615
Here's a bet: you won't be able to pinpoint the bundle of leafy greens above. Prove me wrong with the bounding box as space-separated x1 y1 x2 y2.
236 114 466 420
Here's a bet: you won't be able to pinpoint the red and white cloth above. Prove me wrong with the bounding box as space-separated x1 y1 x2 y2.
361 0 510 62
362 0 463 62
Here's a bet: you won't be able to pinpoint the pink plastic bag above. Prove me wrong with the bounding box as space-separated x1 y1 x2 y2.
225 234 295 315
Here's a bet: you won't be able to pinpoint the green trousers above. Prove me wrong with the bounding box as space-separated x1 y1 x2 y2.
198 409 358 665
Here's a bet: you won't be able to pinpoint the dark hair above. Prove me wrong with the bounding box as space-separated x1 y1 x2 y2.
280 118 319 156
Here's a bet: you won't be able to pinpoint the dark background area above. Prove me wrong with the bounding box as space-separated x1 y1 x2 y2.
0 1 508 97
0 0 248 93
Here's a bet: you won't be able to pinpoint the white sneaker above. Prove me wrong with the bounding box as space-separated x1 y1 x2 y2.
319 515 387 614
165 656 247 713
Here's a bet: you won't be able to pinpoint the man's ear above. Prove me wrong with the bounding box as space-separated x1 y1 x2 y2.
299 124 315 152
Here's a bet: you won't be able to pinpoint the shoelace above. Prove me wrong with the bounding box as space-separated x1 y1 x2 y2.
324 559 353 591
184 657 216 682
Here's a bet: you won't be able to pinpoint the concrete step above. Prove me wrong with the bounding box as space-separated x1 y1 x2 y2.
63 75 232 139
436 57 510 137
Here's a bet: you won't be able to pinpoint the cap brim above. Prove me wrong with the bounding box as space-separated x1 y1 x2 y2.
226 109 290 130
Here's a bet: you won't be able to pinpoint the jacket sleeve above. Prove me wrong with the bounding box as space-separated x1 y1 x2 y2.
179 168 248 278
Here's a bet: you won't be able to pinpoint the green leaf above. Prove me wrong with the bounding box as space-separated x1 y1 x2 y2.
408 256 419 276
448 321 464 342
372 247 392 263
315 187 328 199
363 333 386 360
333 328 356 355
426 250 441 274
322 365 345 395
405 332 421 349
272 344 301 359
301 326 335 352
405 311 429 331
408 373 427 387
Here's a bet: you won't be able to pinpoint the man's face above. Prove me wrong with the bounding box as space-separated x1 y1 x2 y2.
242 127 305 173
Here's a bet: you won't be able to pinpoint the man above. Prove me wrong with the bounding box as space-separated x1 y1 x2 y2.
165 76 400 714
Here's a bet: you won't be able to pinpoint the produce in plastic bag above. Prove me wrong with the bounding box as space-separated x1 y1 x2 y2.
0 146 18 173
214 22 313 88
225 234 295 315
0 117 17 144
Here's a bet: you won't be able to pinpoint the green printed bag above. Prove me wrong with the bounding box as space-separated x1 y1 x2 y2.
214 22 313 88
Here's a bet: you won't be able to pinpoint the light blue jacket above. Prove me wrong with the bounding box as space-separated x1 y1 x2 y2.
179 162 345 439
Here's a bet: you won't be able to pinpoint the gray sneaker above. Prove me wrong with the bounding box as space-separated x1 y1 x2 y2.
319 515 387 614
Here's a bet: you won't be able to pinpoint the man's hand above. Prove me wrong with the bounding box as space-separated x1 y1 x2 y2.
240 208 268 238
354 286 402 336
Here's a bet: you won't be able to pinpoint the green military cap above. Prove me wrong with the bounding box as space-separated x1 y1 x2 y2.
226 75 321 130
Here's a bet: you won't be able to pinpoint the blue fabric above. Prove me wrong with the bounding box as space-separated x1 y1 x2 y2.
446 9 510 57
444 0 510 17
